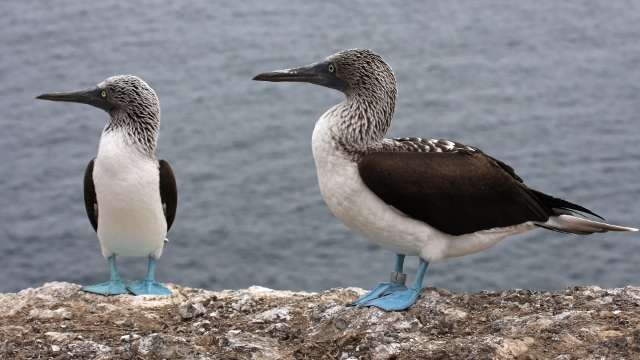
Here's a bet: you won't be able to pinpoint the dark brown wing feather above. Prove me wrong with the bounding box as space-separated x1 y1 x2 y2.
480 155 602 219
357 151 551 235
83 158 98 232
158 159 178 231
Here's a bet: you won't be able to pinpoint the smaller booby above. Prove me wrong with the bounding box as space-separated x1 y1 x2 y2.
253 48 638 311
37 75 177 296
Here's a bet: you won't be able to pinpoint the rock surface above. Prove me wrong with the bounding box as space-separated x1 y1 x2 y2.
1 282 640 359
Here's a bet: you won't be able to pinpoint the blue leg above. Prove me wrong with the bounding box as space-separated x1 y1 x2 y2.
362 258 429 311
348 254 409 306
126 257 171 295
82 256 129 295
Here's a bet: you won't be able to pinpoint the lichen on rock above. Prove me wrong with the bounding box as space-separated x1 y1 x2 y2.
1 282 640 359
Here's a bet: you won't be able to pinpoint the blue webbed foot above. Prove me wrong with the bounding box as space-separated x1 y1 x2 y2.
82 256 129 295
352 257 430 311
124 256 171 295
347 281 409 306
359 288 420 311
82 280 129 296
126 280 172 295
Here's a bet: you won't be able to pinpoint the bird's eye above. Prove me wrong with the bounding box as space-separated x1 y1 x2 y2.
101 91 107 98
328 64 335 73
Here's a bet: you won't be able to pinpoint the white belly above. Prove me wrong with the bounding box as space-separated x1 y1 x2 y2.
311 114 535 261
93 131 166 259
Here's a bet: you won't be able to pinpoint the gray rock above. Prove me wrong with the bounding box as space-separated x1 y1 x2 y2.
2 282 640 359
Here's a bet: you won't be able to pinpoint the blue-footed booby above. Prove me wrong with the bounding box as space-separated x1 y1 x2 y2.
37 75 177 296
253 48 638 311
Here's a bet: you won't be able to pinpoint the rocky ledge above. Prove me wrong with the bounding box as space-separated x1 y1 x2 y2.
1 282 639 359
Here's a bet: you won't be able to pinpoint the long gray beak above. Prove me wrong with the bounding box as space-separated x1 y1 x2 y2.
36 86 115 112
253 61 345 91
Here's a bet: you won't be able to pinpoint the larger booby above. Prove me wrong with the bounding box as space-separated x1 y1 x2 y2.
253 48 638 311
37 75 177 296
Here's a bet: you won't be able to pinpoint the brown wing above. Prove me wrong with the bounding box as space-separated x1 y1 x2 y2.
357 151 551 235
158 159 178 231
83 158 98 232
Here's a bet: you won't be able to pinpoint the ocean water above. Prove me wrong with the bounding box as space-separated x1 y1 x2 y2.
1 0 639 295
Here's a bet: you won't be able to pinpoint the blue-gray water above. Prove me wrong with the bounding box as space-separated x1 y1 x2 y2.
1 1 639 295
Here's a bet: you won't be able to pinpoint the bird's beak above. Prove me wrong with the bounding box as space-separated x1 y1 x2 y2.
36 86 115 112
252 61 346 91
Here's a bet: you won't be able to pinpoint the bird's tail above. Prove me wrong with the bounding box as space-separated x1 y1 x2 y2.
536 214 638 235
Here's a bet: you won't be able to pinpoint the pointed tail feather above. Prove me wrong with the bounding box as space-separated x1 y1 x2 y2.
536 215 638 235
530 189 604 220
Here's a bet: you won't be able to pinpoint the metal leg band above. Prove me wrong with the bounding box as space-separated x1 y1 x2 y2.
390 271 407 284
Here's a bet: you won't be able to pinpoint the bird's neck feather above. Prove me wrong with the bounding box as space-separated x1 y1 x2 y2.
328 87 396 151
103 112 159 158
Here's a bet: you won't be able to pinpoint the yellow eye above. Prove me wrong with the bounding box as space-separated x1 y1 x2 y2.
101 91 107 98
328 64 335 73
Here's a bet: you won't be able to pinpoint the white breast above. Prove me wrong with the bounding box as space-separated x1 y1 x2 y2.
311 110 536 261
93 129 166 259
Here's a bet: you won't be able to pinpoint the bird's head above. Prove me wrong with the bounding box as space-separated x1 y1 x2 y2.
37 75 160 124
253 48 397 100
37 75 161 156
253 49 398 145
